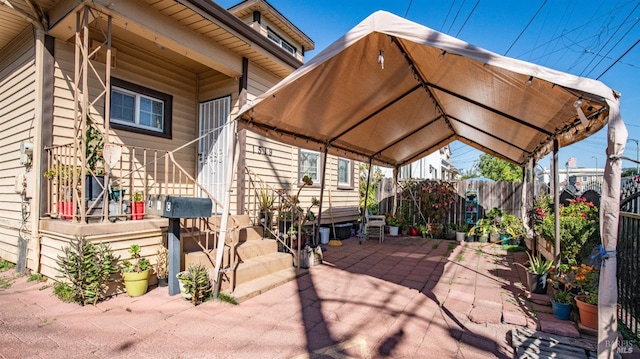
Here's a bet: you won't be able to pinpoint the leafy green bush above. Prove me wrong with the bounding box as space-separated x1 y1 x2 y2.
0 258 15 272
55 236 120 306
534 196 599 265
52 282 75 303
177 263 211 306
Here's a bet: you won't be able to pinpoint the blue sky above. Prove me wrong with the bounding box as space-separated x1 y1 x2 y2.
218 0 640 172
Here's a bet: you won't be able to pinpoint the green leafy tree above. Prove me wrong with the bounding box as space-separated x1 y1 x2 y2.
622 168 638 177
359 164 384 213
460 168 480 179
473 154 522 182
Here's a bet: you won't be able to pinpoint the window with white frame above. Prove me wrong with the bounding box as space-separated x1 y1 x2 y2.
338 157 353 188
299 149 321 183
110 78 172 138
267 27 297 56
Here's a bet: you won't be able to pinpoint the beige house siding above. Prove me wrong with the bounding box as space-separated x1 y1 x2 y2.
52 38 200 197
0 28 35 263
244 132 361 221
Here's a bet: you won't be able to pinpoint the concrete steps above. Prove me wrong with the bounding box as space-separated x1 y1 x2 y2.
222 267 308 303
182 214 299 301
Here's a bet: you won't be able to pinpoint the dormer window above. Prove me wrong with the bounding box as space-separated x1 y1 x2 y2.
267 27 297 56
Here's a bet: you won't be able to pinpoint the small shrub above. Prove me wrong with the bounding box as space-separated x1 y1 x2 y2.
56 236 120 306
218 293 238 305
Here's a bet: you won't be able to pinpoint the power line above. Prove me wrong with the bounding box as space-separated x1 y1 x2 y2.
504 0 548 56
440 0 457 32
447 0 467 34
584 14 640 77
455 0 480 37
580 2 640 76
404 0 413 18
597 37 640 79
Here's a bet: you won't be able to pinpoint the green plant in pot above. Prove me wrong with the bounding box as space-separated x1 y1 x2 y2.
155 245 168 287
177 263 211 305
551 289 572 320
259 187 275 236
467 218 496 243
121 244 151 297
522 252 552 294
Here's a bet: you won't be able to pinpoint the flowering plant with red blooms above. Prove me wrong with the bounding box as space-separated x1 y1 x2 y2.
534 195 599 266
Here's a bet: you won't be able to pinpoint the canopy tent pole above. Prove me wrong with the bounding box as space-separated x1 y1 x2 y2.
212 120 238 299
314 145 330 247
552 139 561 266
392 167 399 215
598 103 625 358
360 158 374 230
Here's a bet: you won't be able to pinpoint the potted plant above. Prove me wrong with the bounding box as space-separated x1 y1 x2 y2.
259 187 274 236
456 222 468 242
83 116 105 201
43 164 79 220
385 214 400 236
131 191 145 220
155 245 168 287
500 213 526 245
121 244 151 297
444 223 456 240
417 223 429 238
176 263 211 305
522 252 553 294
551 290 572 320
467 218 495 243
568 264 599 329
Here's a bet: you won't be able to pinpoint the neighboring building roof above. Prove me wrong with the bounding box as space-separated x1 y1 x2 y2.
227 0 314 52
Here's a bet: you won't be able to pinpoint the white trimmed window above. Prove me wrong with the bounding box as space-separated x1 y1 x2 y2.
299 149 320 183
267 27 297 56
110 78 172 138
338 157 353 188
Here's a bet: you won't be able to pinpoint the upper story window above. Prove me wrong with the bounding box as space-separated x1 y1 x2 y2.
110 78 172 138
299 149 321 184
267 27 297 56
338 158 353 189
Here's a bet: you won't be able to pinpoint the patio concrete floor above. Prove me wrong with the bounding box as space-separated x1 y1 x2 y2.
0 236 594 358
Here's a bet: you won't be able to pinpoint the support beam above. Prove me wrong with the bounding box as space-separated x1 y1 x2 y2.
552 139 560 265
315 146 330 248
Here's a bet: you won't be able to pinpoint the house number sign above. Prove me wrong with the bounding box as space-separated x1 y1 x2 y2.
252 145 272 156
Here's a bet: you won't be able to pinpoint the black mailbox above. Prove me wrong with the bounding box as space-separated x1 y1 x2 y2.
161 196 212 218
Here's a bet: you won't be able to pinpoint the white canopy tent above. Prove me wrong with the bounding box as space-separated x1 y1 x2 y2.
226 11 625 356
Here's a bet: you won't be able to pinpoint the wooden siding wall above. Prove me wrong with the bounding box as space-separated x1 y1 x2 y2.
245 132 360 214
53 39 199 197
0 28 35 263
39 225 166 290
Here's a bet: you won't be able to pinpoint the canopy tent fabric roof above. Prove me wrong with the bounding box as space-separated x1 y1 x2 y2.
234 11 626 357
236 11 620 169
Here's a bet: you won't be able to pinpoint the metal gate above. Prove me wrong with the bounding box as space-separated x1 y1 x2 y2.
198 96 231 204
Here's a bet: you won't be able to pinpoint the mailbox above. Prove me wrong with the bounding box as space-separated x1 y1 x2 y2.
147 195 212 219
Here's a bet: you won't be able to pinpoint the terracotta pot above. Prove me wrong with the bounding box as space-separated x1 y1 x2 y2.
575 295 598 329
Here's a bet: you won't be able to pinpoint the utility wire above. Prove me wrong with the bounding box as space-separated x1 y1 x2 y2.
504 0 548 56
584 16 640 77
440 0 457 32
404 0 413 18
455 0 480 37
581 3 640 76
447 0 467 34
597 37 640 79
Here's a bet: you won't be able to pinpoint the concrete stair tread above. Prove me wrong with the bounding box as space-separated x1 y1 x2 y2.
223 267 308 303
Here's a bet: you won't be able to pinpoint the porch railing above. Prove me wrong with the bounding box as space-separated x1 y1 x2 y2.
244 167 302 263
44 142 224 223
618 184 640 339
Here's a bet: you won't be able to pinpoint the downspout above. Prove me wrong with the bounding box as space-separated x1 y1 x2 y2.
552 139 560 265
314 145 330 247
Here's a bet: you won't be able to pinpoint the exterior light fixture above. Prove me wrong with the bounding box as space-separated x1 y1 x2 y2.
525 76 533 87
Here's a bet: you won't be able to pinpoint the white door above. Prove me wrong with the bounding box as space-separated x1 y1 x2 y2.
198 96 231 206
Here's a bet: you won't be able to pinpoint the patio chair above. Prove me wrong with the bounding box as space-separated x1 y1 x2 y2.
362 210 385 244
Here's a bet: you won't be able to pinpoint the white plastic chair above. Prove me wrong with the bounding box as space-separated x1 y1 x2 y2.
363 210 385 244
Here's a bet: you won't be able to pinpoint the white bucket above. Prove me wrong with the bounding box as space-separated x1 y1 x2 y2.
319 227 330 244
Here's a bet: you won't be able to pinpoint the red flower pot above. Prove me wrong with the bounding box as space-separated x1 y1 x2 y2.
131 201 145 220
409 227 419 236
